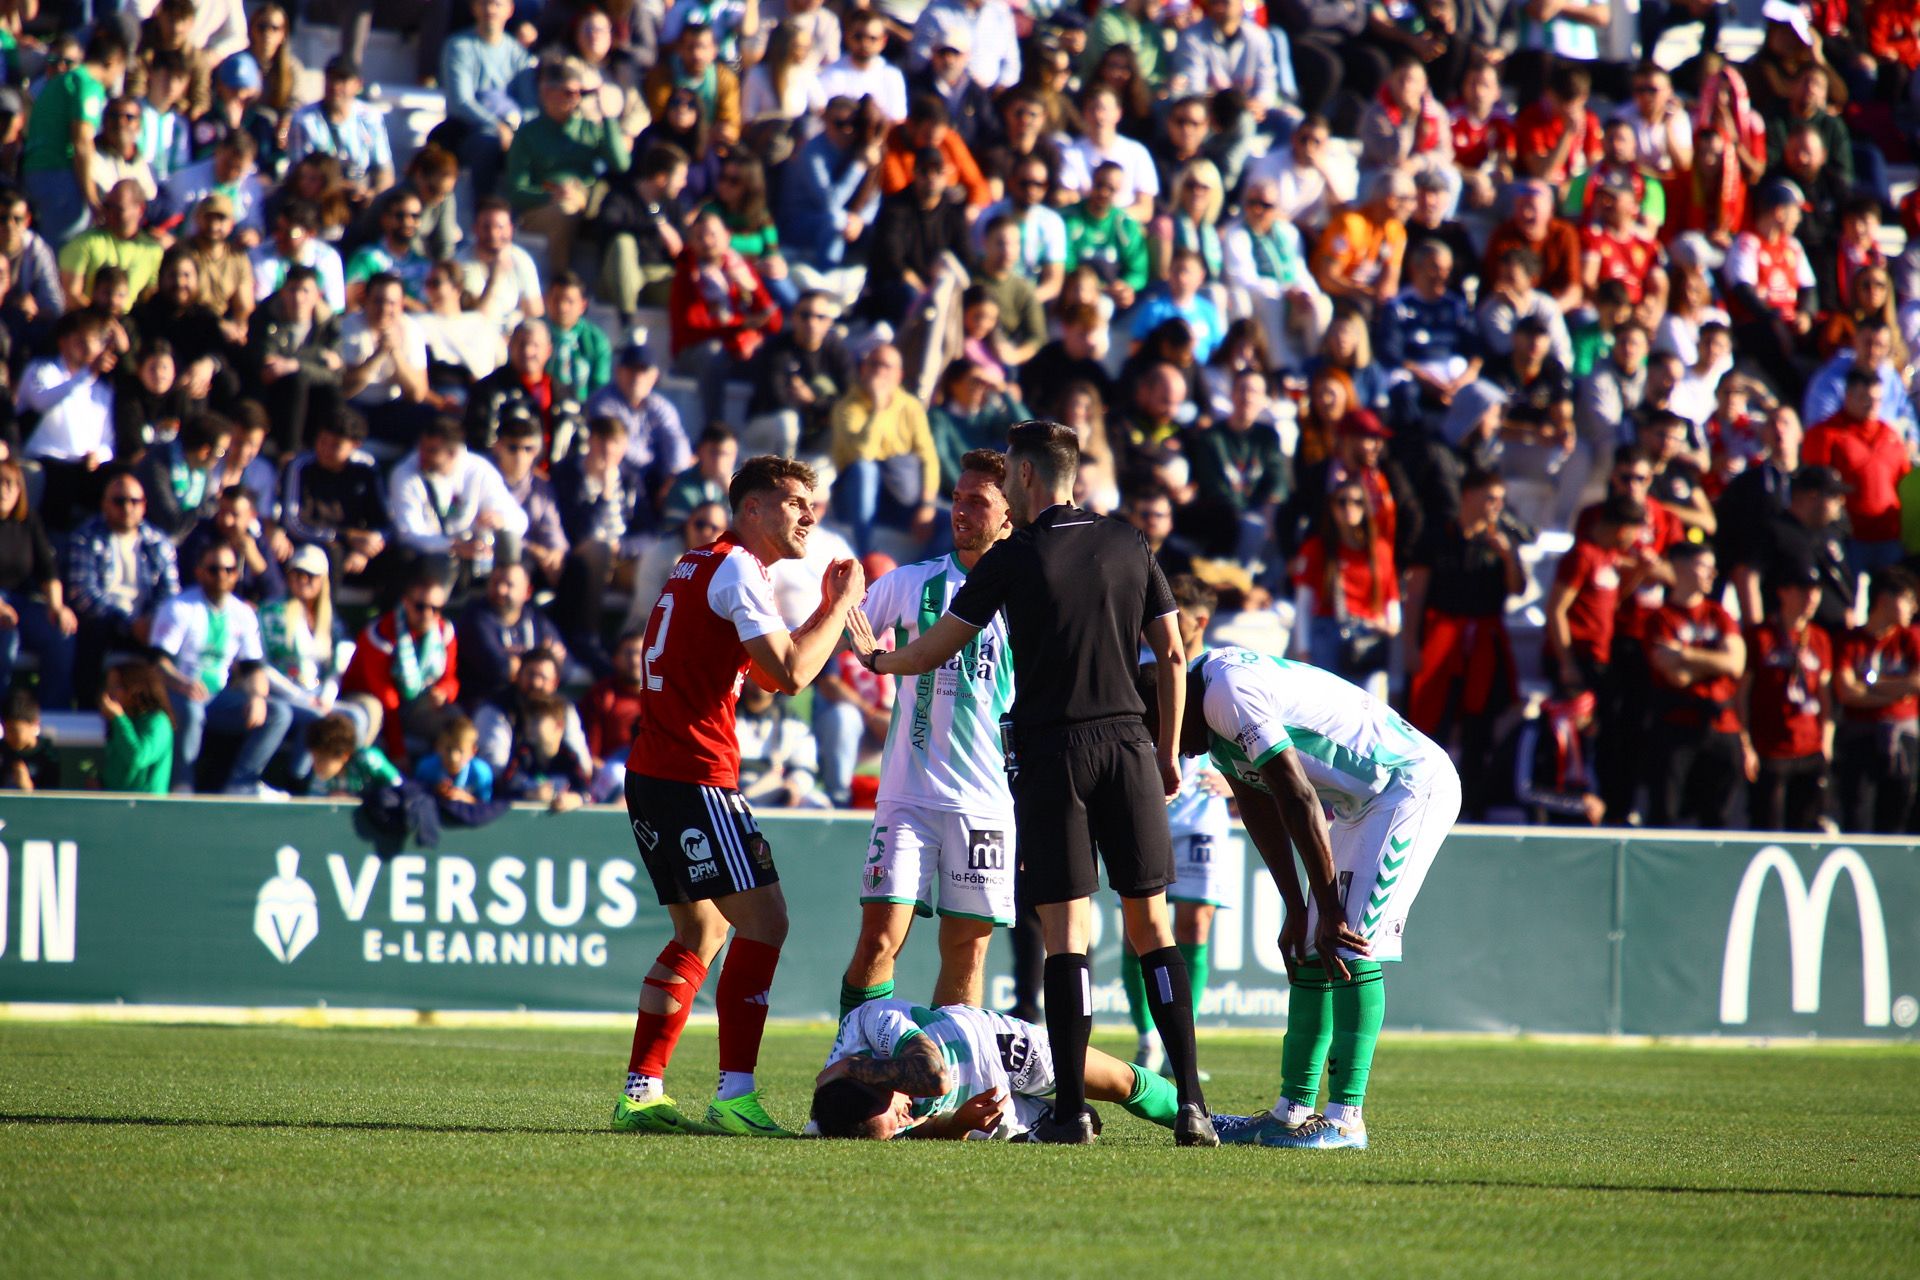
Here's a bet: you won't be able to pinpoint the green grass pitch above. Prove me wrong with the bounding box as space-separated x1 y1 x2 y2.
3 1021 1917 1279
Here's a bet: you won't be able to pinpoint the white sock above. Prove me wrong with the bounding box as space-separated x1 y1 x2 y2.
1272 1099 1313 1126
625 1073 663 1102
1323 1102 1362 1127
716 1070 756 1101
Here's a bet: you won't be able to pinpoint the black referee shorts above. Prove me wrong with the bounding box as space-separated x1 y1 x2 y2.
1012 717 1174 905
625 772 779 906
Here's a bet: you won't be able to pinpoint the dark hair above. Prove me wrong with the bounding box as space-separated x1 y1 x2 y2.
698 424 736 449
1460 465 1505 493
1868 566 1920 609
548 269 585 296
1169 573 1217 616
958 448 1007 487
4 686 38 723
1665 539 1713 566
1549 63 1592 101
474 195 514 220
181 413 236 454
324 406 369 442
1594 279 1633 311
498 413 541 443
85 26 130 64
283 264 321 290
641 141 690 180
148 49 189 79
410 142 459 185
907 92 949 127
277 198 322 233
1006 420 1079 489
520 646 562 676
305 713 359 758
421 416 466 447
109 658 171 724
809 1078 891 1139
728 455 818 513
522 692 570 724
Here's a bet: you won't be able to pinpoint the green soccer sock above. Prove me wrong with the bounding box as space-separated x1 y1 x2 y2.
1177 941 1211 1016
1119 947 1151 1037
1279 962 1335 1109
839 978 894 1020
1122 1061 1180 1129
1326 960 1385 1109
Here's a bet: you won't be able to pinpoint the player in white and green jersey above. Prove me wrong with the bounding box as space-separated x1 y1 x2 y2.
808 999 1183 1140
837 451 1019 1021
1143 645 1462 1151
1122 578 1231 1075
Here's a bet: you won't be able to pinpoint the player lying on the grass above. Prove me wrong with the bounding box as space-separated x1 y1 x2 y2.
808 999 1185 1140
1123 576 1228 1078
1140 647 1461 1150
838 450 1017 1020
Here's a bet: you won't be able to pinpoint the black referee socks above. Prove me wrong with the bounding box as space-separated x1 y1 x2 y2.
1043 952 1094 1118
1139 946 1206 1110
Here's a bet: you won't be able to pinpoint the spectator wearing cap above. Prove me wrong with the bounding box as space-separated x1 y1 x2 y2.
179 482 285 606
550 414 652 670
1221 175 1327 373
178 193 261 342
278 407 391 585
1277 408 1423 565
1803 319 1917 444
339 273 432 448
1312 168 1413 316
906 17 996 148
246 265 344 457
1404 168 1479 296
1766 121 1850 273
287 59 393 208
1723 179 1817 394
910 0 1021 91
190 52 276 163
487 412 569 587
1484 180 1584 315
440 0 537 206
21 28 130 248
1739 560 1834 833
0 188 65 329
1643 541 1747 829
249 199 347 314
1832 567 1920 834
507 59 631 280
585 344 691 505
57 180 164 311
1803 368 1911 571
742 292 854 461
866 146 974 328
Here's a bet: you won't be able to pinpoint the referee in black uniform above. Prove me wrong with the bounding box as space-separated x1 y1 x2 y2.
853 422 1217 1146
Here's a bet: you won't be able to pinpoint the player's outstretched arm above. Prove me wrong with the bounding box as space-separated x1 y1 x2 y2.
822 1035 954 1098
867 613 978 677
744 558 866 694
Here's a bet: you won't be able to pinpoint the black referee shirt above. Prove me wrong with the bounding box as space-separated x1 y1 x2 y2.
948 503 1177 734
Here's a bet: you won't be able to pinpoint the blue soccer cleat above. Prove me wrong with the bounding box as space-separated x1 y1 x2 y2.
1259 1113 1368 1150
1210 1112 1286 1145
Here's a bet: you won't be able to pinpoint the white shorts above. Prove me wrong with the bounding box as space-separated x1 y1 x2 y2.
1304 761 1462 963
860 800 1016 925
1168 829 1232 906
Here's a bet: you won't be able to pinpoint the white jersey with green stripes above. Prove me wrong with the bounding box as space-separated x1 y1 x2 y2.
865 554 1015 817
1195 647 1448 819
826 999 1048 1121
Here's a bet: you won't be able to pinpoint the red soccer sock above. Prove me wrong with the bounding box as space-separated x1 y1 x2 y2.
714 937 781 1075
628 941 711 1079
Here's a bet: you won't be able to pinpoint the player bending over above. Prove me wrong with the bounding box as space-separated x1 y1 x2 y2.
614 456 869 1138
1123 577 1229 1077
838 451 1017 1018
1143 647 1461 1149
809 999 1186 1141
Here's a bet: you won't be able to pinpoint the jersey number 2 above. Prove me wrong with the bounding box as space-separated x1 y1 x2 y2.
642 595 675 692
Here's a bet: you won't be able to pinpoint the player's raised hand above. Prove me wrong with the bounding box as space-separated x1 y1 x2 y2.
823 557 865 607
1314 918 1373 982
844 605 877 658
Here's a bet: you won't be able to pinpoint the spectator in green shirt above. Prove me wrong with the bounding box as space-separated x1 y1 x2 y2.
344 188 433 308
99 659 174 794
1063 159 1149 312
1082 0 1170 90
23 28 131 248
545 271 612 400
505 59 632 278
303 711 403 798
57 180 166 310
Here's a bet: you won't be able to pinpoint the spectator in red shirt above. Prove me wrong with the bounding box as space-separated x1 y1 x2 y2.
1446 53 1512 211
582 628 647 801
1739 563 1833 832
1513 63 1603 192
1645 541 1747 828
1579 174 1666 312
1803 368 1912 570
339 566 461 765
669 210 783 424
1483 180 1585 314
1290 478 1400 700
1546 493 1648 695
1832 567 1920 834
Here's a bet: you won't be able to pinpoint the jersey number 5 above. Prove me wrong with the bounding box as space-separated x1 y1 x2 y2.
642 595 675 692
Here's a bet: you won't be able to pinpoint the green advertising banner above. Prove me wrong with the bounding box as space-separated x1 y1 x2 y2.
0 796 1914 1040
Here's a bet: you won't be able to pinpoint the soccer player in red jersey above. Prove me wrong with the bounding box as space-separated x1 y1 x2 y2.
613 454 869 1137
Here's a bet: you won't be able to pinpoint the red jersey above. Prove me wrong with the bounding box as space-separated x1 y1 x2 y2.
1725 230 1815 321
1292 535 1399 626
1803 414 1912 542
1646 597 1741 732
1581 223 1658 303
1448 103 1513 170
628 534 790 787
1550 539 1624 664
1837 625 1920 723
1512 103 1602 185
1574 498 1683 641
1744 622 1831 759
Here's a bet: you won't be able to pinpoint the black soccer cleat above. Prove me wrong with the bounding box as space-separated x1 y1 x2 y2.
1175 1103 1220 1148
1029 1105 1098 1145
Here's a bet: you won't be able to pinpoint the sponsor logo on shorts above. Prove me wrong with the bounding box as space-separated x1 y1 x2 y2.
967 829 1006 872
688 859 720 883
746 833 774 871
631 820 658 852
680 829 710 861
1188 835 1214 865
949 870 994 886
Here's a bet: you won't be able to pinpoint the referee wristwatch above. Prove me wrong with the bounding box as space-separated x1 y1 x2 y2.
857 647 882 675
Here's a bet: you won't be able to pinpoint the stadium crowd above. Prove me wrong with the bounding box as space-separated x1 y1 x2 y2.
0 0 1914 834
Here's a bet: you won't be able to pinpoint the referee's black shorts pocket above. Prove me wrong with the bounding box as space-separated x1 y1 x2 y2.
1012 739 1174 906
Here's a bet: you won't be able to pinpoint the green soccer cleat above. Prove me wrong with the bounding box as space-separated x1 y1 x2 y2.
612 1092 725 1135
706 1090 796 1138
